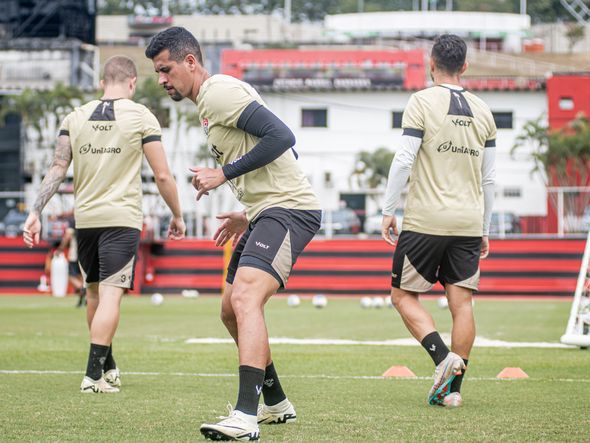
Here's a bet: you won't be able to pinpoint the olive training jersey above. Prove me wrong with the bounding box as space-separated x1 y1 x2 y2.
59 99 162 230
197 74 320 221
402 85 497 236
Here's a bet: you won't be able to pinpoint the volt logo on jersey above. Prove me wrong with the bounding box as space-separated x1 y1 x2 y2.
256 241 270 250
451 119 472 127
92 124 113 131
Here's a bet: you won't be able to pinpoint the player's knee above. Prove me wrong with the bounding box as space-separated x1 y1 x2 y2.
220 305 235 327
390 289 405 310
229 284 259 315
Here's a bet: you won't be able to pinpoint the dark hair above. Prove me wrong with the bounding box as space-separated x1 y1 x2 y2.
145 26 203 65
431 34 467 74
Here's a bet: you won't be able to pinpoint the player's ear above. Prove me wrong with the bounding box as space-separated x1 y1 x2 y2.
185 54 197 71
99 79 105 90
459 62 468 76
129 77 137 94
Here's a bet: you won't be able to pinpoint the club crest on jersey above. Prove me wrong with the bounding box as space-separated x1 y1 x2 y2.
202 118 209 135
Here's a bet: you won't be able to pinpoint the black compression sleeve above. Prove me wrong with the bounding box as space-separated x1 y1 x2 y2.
221 101 296 180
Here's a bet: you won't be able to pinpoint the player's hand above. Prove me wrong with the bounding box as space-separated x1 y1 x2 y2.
381 215 398 246
190 166 227 201
213 211 248 247
168 216 186 240
480 235 490 259
23 212 41 248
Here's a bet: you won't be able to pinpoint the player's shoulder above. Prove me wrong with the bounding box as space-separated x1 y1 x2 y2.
463 90 492 113
116 98 150 113
201 74 257 98
409 86 450 106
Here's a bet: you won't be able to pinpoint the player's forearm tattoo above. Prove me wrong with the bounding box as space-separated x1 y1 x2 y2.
32 135 72 214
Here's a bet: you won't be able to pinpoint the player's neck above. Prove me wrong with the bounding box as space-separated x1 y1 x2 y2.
189 69 211 103
101 85 132 100
434 75 462 88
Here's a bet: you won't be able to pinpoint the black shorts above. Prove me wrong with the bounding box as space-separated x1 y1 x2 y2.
391 230 482 292
77 227 141 289
68 261 81 277
226 208 321 288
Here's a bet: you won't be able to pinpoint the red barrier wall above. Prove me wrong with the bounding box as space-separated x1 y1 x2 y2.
1 237 584 297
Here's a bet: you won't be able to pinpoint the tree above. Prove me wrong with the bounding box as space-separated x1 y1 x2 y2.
350 147 394 189
565 23 585 53
512 114 590 231
134 77 170 127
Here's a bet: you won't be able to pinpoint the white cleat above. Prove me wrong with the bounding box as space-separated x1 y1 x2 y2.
80 376 120 393
427 352 465 406
257 398 297 425
442 392 463 408
104 368 121 388
200 407 260 441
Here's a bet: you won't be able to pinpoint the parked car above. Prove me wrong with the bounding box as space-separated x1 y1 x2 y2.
320 208 361 235
364 209 404 235
489 212 521 235
0 209 28 237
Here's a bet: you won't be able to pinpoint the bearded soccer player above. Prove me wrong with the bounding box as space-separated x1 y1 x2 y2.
381 34 496 408
146 27 321 441
23 55 186 393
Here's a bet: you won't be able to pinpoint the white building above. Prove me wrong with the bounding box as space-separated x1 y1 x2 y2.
325 11 531 52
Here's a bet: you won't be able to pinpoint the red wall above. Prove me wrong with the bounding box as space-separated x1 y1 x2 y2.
547 74 590 130
3 237 579 297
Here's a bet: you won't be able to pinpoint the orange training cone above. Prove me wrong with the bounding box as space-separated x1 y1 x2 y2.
383 366 416 378
496 367 529 379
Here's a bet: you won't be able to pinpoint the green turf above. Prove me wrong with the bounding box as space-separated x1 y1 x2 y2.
0 295 588 442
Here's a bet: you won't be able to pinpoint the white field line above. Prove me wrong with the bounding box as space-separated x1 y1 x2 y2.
185 336 573 349
1 369 589 383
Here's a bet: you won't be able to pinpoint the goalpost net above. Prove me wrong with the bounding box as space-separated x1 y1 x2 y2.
561 229 590 347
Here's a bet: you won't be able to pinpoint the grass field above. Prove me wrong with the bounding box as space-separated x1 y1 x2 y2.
1 295 588 442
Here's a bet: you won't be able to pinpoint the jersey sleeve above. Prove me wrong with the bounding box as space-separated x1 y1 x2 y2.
203 81 256 128
401 94 425 138
141 108 162 144
485 116 498 148
58 113 72 137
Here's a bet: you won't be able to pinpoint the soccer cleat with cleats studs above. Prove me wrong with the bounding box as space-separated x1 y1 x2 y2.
104 368 121 388
257 398 297 425
442 392 463 408
427 352 465 406
80 376 119 393
200 405 260 441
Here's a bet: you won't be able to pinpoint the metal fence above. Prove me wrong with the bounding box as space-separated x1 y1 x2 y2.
3 186 590 240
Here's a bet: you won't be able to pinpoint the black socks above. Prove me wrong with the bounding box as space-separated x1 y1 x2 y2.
235 365 265 416
451 359 469 393
104 345 117 372
262 362 287 406
421 331 450 365
85 343 110 381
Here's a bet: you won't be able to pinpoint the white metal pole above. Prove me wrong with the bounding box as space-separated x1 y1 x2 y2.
520 0 527 15
285 0 292 24
557 189 564 237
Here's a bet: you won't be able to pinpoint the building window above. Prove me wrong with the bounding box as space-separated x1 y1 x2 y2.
559 97 574 110
503 187 522 198
392 111 403 128
492 111 513 129
302 109 327 128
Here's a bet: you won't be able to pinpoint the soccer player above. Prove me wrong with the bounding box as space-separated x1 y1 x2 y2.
380 34 496 408
23 55 186 393
146 27 321 441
